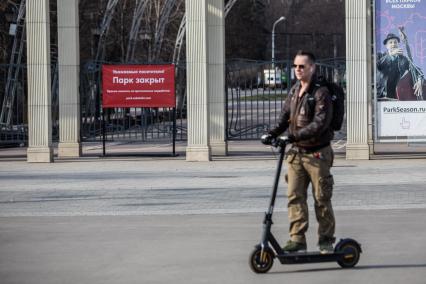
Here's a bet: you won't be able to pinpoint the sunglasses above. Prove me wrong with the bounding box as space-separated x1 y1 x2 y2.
292 64 305 69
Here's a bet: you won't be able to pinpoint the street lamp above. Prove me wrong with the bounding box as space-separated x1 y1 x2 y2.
271 16 285 70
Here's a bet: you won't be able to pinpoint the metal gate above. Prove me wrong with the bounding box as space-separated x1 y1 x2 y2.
0 59 345 147
226 59 346 140
79 61 188 144
0 63 28 146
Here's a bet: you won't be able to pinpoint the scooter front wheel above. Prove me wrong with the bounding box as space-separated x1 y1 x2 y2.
249 247 274 273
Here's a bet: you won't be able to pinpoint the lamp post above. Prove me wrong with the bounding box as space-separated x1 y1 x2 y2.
271 16 285 70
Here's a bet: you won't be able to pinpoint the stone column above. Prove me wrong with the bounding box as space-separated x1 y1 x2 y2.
185 0 211 161
345 0 371 160
57 0 81 157
26 0 53 163
207 0 227 156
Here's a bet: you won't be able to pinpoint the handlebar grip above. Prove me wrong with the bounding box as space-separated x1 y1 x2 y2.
261 135 291 147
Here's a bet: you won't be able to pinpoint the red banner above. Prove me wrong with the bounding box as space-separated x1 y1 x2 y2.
102 65 175 108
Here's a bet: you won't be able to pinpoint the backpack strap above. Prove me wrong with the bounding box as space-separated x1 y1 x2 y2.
305 82 323 114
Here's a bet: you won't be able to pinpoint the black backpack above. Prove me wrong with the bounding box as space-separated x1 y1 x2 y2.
306 78 345 131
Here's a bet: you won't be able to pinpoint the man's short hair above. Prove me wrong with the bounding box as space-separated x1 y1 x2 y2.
295 50 316 64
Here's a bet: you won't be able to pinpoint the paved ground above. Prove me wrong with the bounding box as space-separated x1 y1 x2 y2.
1 210 426 284
0 143 425 216
1 141 426 283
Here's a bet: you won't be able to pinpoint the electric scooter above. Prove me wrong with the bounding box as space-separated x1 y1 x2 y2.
249 135 362 273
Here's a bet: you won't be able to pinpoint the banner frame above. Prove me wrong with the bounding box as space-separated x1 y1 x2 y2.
373 0 426 143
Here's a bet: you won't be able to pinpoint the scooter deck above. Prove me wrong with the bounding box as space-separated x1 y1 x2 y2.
276 251 344 265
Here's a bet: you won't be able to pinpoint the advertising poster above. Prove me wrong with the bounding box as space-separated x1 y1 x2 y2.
102 65 175 108
375 0 426 139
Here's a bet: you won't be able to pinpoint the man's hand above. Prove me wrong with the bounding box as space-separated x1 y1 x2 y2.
389 47 403 57
287 134 296 143
261 134 275 145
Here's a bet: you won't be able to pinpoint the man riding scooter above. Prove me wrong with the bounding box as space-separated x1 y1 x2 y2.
262 50 336 254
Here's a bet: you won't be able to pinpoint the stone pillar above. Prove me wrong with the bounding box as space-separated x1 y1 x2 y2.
185 0 211 161
26 0 53 163
207 0 227 156
57 0 81 158
345 0 371 160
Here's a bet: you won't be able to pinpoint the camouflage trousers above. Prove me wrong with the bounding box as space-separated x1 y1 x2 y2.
285 144 335 244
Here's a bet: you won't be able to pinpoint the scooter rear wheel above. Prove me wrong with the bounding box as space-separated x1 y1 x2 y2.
336 241 361 268
249 247 274 273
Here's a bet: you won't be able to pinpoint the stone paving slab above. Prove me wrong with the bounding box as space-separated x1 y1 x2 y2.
1 149 426 216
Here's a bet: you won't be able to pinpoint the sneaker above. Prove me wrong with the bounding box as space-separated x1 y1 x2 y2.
319 241 334 254
283 240 307 253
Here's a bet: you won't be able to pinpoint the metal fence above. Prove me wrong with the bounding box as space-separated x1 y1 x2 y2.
0 64 28 146
0 59 345 146
79 61 188 143
0 63 60 146
226 59 345 140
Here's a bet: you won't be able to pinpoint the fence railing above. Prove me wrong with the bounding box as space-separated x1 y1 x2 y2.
79 61 188 143
0 64 28 146
226 59 345 140
0 59 345 146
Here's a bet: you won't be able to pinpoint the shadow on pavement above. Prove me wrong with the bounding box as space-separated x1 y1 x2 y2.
269 263 426 274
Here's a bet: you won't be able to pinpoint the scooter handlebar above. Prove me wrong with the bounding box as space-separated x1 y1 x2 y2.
261 134 292 147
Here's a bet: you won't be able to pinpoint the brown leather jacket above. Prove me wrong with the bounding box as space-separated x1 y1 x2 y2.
269 77 334 150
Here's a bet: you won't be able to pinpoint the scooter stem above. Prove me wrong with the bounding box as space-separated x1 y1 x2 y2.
260 141 287 247
267 142 286 215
